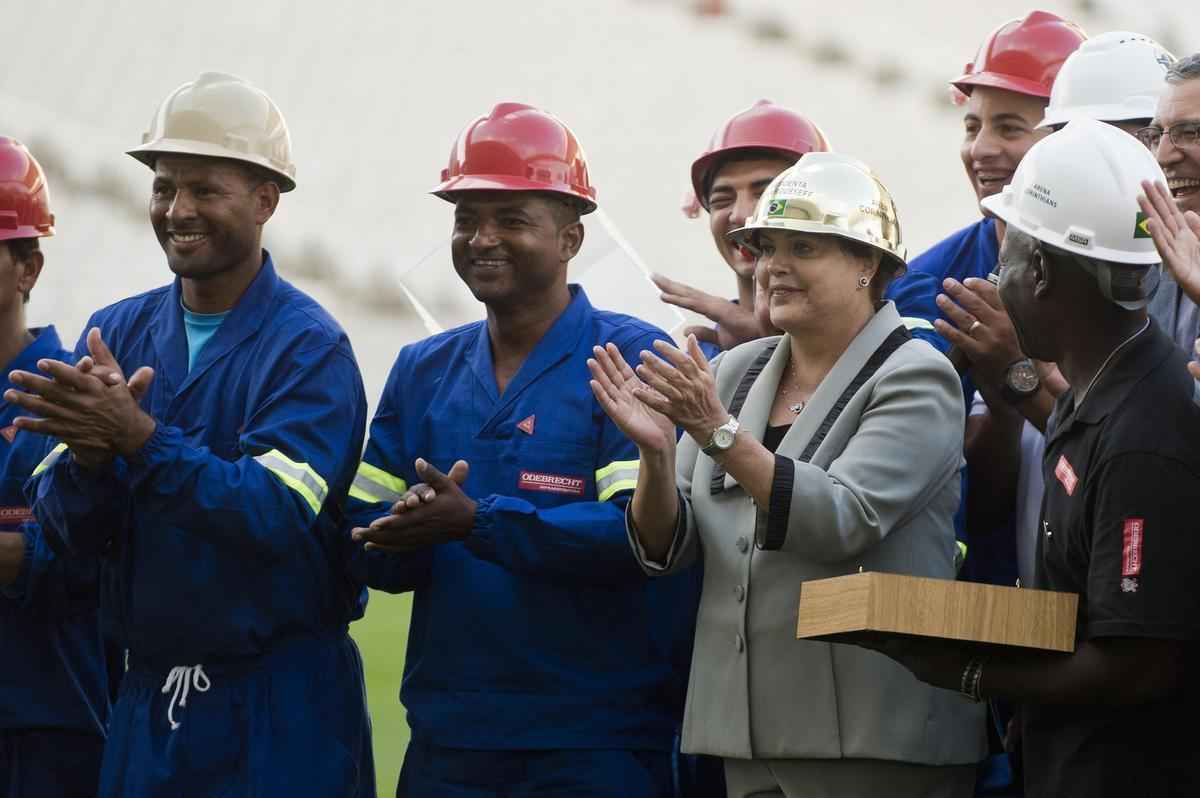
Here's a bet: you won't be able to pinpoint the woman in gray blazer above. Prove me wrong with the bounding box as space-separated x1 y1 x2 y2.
589 153 986 797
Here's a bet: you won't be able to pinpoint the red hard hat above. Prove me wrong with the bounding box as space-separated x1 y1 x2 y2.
431 102 597 214
0 137 55 242
690 100 831 212
952 10 1087 99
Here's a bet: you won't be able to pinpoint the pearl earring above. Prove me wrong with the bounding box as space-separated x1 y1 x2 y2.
858 275 870 289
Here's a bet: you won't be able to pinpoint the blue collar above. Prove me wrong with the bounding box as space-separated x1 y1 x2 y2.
1 326 64 393
468 284 592 427
151 250 281 394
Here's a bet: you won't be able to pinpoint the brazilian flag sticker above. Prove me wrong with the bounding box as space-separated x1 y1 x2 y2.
767 199 787 217
1134 211 1152 239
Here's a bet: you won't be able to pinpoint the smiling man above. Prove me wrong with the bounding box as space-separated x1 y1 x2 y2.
1144 54 1200 357
886 10 1085 588
654 100 830 359
11 73 375 797
346 102 700 797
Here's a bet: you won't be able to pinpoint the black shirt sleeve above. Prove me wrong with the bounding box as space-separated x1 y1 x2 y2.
1084 451 1200 642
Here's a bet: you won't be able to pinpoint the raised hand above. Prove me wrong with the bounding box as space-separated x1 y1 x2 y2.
632 335 729 444
1139 179 1200 306
351 458 476 553
588 343 675 454
651 273 765 350
5 328 156 463
934 277 1026 392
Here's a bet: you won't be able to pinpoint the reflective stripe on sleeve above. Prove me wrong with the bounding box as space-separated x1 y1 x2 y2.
348 461 408 505
32 443 68 477
253 449 329 515
955 540 968 573
595 459 639 502
901 316 936 331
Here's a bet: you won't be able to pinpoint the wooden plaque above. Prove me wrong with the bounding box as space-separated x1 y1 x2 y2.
796 571 1078 652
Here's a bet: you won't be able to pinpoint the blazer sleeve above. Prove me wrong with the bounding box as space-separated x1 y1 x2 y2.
758 350 964 560
626 354 726 576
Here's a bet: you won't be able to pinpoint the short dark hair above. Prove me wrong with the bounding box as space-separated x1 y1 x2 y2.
6 237 39 264
1166 53 1200 84
835 236 903 302
535 191 582 228
703 147 796 205
6 237 40 304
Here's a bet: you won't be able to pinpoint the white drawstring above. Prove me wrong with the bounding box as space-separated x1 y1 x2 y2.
161 664 211 730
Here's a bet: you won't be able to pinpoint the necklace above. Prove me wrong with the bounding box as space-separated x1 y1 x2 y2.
1077 319 1150 407
784 354 808 414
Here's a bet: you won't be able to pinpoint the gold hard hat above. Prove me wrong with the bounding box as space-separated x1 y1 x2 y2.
128 72 297 192
728 152 906 273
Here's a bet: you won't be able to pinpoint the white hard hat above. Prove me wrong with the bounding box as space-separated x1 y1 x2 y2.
982 118 1165 308
128 72 297 192
1038 32 1175 129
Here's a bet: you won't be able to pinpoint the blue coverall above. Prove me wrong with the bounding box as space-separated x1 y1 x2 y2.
28 256 376 798
345 286 702 797
1 326 108 798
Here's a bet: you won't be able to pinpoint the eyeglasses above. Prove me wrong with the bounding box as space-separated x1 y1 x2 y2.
1134 122 1200 150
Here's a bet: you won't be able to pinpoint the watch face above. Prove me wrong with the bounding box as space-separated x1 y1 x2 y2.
1007 360 1040 393
713 428 736 449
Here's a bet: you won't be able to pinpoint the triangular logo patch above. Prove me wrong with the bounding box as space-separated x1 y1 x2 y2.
0 426 16 444
517 415 536 435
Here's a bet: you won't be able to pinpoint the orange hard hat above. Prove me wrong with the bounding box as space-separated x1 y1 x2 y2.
690 100 831 212
952 10 1087 99
0 137 54 242
431 102 597 214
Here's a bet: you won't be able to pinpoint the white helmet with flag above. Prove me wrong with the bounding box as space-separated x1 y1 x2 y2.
982 118 1165 308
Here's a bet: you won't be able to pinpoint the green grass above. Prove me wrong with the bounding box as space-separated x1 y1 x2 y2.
349 589 413 794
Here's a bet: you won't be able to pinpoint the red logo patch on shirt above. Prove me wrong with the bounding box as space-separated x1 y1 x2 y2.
1122 518 1145 577
518 470 584 496
0 506 33 525
0 426 16 444
1054 455 1078 496
517 415 536 436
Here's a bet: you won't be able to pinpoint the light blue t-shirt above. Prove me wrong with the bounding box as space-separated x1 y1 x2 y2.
181 301 230 371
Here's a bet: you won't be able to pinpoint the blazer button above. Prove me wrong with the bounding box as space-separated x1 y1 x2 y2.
735 633 745 652
734 584 745 602
736 536 749 553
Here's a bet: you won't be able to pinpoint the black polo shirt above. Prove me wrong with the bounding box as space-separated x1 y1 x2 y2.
1022 321 1200 797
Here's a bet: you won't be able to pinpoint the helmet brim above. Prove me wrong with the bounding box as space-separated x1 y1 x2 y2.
727 220 907 276
127 140 297 192
431 174 598 214
951 72 1053 100
981 190 1162 265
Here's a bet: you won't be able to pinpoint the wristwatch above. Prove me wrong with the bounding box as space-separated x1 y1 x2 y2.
1001 358 1040 405
701 416 740 456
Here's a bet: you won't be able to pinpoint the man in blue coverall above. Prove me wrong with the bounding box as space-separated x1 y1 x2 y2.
7 73 375 797
887 11 1086 586
0 138 109 797
348 102 701 797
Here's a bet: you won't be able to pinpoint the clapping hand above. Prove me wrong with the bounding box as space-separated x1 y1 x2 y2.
934 277 1025 393
588 343 675 454
351 458 473 553
4 328 156 468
